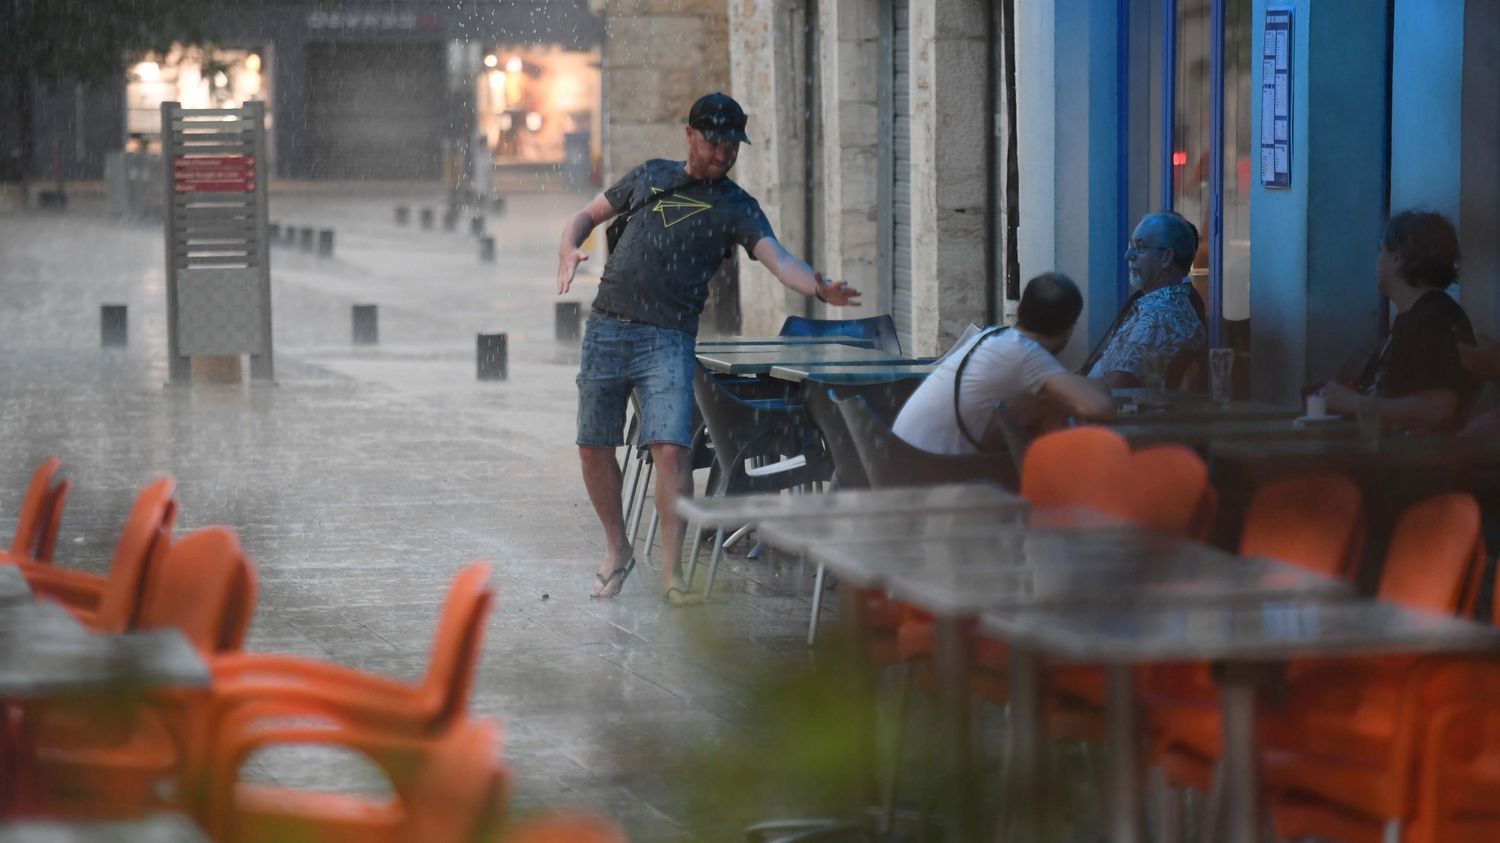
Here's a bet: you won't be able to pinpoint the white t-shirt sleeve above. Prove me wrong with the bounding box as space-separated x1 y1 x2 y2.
1017 339 1069 393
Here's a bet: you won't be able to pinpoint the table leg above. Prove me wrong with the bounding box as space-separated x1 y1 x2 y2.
1218 669 1260 843
934 616 976 842
1105 664 1143 843
998 645 1042 843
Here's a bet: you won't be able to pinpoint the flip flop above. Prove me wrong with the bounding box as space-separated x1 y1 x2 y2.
590 555 636 599
663 586 704 607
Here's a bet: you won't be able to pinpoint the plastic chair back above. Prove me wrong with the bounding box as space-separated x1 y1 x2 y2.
91 478 178 634
136 526 256 655
1239 473 1364 578
1122 444 1212 537
419 563 494 728
33 478 70 562
805 380 921 489
1379 493 1483 613
835 394 1019 490
408 718 510 842
693 366 826 494
779 314 903 355
9 457 62 558
1020 426 1132 514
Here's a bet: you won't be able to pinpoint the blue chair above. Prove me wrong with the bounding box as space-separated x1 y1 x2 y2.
779 315 903 356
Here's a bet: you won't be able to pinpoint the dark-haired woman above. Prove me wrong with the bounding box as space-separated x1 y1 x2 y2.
1323 210 1476 432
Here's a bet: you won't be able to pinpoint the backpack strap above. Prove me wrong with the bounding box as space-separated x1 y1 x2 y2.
954 326 1010 451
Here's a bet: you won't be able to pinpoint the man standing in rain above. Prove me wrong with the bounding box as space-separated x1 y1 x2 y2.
555 93 860 605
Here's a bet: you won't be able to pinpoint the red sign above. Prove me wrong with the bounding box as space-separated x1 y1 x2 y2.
173 156 257 193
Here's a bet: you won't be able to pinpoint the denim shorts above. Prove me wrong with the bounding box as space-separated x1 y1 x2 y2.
576 311 696 448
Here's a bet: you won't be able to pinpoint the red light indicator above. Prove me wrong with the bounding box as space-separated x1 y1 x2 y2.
1172 151 1188 167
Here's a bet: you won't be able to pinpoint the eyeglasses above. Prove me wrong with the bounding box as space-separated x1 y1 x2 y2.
1126 240 1167 257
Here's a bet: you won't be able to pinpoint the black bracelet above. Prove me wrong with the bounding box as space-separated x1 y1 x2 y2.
813 277 827 303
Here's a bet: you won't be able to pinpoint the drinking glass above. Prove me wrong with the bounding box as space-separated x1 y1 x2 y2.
1140 350 1168 399
1209 348 1235 406
1355 395 1382 445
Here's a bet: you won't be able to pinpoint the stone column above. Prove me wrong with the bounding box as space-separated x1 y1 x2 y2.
591 0 731 187
908 0 988 356
818 0 881 319
730 0 814 335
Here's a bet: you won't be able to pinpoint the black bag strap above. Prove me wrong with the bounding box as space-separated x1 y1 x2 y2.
954 326 1010 451
618 178 705 223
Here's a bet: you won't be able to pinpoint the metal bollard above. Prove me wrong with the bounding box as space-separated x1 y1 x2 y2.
442 207 458 231
479 236 496 263
352 304 379 345
555 302 582 342
420 208 434 230
477 333 507 380
318 229 335 257
470 215 485 237
395 206 410 226
100 305 128 347
299 227 315 252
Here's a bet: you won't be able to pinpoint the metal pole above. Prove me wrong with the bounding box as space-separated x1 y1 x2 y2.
1160 0 1178 213
162 102 189 384
1117 0 1133 307
1208 0 1226 348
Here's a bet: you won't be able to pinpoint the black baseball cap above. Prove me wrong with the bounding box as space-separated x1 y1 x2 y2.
688 92 751 145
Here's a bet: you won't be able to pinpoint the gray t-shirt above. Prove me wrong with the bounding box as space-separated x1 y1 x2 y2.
594 159 775 336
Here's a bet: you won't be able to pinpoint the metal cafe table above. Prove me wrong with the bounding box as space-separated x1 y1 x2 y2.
1110 389 1301 423
767 362 938 385
695 336 876 349
694 344 918 376
0 600 209 698
983 600 1500 843
808 530 1348 843
1109 417 1358 448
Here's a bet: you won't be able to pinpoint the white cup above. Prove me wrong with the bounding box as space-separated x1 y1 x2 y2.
1306 392 1328 418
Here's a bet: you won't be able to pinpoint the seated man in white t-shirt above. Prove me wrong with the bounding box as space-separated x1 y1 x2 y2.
893 273 1114 455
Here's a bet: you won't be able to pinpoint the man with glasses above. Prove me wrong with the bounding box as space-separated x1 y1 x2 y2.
555 92 860 604
1080 212 1208 388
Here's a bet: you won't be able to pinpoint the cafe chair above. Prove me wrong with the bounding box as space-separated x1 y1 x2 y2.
503 811 630 843
804 381 921 491
835 395 1020 491
17 526 259 819
688 366 830 600
1411 682 1500 843
1146 473 1367 797
1 457 66 564
205 712 508 843
22 476 178 631
1018 426 1132 515
1257 492 1487 843
778 314 903 356
197 563 493 763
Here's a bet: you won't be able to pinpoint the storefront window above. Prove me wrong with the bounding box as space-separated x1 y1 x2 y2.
125 46 269 155
475 45 600 168
1172 0 1252 345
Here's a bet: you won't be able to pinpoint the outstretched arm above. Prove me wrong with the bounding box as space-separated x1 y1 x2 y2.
751 237 862 307
556 194 619 295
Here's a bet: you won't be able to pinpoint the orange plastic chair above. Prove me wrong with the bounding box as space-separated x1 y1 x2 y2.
1 457 64 564
206 713 508 843
1258 492 1486 842
22 476 177 631
1020 426 1132 515
1411 688 1500 843
1147 473 1366 790
18 527 259 818
502 812 630 843
187 561 494 809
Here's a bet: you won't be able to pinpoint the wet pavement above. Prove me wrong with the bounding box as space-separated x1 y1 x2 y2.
0 185 840 840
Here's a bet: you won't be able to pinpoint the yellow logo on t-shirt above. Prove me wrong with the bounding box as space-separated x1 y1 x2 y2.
649 186 712 228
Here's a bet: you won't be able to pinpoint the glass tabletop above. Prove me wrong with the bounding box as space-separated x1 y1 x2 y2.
675 481 1023 527
695 345 915 374
757 508 1030 555
1110 418 1357 447
0 814 209 843
770 362 938 383
1211 436 1500 468
981 599 1500 664
1111 389 1299 423
696 336 875 349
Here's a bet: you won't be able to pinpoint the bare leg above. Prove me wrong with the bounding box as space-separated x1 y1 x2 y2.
580 446 632 596
649 443 693 593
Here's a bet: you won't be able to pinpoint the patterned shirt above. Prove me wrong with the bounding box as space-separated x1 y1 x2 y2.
1085 282 1206 381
